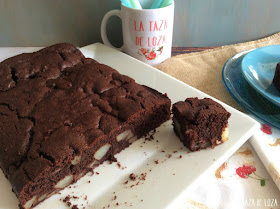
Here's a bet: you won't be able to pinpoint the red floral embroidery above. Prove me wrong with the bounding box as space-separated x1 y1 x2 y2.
236 165 256 178
236 165 267 186
261 124 272 135
147 51 157 60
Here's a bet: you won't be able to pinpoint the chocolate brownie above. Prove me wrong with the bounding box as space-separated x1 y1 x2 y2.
0 43 171 208
273 62 280 92
172 97 230 151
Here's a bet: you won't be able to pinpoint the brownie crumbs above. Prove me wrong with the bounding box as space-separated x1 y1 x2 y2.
173 151 178 153
154 160 159 164
113 195 117 200
85 196 88 200
63 195 71 203
161 150 165 152
116 202 119 206
96 172 100 175
140 173 147 180
88 180 91 183
72 205 79 209
124 180 128 184
141 200 143 202
117 162 126 170
179 155 182 159
73 196 78 199
130 185 135 188
129 173 137 181
167 154 172 158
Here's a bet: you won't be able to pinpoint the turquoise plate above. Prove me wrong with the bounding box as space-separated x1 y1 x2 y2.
222 50 280 129
241 45 280 107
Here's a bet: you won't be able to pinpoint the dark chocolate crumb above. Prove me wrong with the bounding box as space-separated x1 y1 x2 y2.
173 151 178 153
130 185 135 188
154 160 159 164
124 180 128 184
140 173 147 180
116 202 119 206
179 155 182 159
88 180 91 183
161 150 165 152
72 205 79 209
63 195 71 203
167 154 172 158
96 172 100 175
113 195 117 200
129 173 137 181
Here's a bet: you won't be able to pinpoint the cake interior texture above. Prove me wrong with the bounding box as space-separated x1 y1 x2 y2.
172 97 231 152
0 43 171 208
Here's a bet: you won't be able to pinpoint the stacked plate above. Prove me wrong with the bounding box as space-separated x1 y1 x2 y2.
222 45 280 129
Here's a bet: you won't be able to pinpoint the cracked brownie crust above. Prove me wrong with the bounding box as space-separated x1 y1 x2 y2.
0 43 171 208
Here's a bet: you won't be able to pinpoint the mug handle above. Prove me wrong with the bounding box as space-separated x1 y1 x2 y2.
101 10 123 51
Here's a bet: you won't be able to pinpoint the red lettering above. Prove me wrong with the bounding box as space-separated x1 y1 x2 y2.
157 36 162 46
152 37 157 46
139 21 144 31
136 36 143 46
149 21 153 31
159 20 164 31
153 21 159 31
164 19 167 29
134 20 137 31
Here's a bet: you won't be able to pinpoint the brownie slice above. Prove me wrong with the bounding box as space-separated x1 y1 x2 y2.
0 43 171 209
172 97 230 151
273 62 280 92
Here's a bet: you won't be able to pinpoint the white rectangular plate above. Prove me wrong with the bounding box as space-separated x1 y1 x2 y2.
0 43 258 209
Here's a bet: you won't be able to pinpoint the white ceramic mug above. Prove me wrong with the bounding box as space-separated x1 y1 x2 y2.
101 2 174 66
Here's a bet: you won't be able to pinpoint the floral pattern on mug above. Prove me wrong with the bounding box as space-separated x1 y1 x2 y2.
138 46 163 60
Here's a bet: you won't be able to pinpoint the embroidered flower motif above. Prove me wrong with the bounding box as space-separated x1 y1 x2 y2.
236 165 256 178
236 165 267 186
137 46 163 60
261 124 272 135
